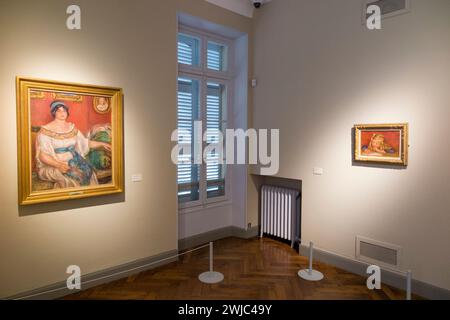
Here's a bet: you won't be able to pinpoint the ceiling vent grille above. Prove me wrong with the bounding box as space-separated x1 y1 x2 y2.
356 236 402 269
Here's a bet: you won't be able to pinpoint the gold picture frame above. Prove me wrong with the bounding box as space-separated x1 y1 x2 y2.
30 90 45 99
16 77 124 205
354 123 408 166
51 92 84 102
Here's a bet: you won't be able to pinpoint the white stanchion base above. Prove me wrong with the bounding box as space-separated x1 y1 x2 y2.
198 271 224 284
298 269 324 281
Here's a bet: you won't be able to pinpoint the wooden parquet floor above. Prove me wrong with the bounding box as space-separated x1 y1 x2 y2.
63 237 420 300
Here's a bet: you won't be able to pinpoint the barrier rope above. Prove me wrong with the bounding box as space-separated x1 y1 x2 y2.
296 238 412 299
14 243 211 300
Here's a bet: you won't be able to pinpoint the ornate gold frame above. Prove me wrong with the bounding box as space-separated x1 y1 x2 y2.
354 123 409 166
16 77 124 205
51 92 83 102
30 90 45 99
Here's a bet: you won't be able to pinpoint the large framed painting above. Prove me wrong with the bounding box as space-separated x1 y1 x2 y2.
354 123 408 166
16 77 124 205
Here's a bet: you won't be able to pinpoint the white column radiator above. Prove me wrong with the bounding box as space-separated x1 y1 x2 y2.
260 185 300 247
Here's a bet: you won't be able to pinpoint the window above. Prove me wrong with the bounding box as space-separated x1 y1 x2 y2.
178 33 201 67
177 77 200 203
177 27 232 206
207 41 228 72
206 82 227 198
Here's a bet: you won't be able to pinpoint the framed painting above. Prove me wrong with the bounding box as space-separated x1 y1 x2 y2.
16 77 124 205
354 123 408 166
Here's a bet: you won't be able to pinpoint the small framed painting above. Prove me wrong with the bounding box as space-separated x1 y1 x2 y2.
354 123 408 166
16 77 124 205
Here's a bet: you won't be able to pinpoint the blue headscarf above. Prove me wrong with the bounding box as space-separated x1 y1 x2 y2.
50 101 69 118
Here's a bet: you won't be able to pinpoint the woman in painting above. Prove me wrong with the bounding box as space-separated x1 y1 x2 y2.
362 134 395 156
35 101 111 188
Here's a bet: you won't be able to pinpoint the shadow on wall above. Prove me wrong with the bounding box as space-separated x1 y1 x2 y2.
18 192 125 217
350 128 407 170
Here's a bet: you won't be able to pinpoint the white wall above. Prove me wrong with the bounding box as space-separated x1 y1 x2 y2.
206 0 255 18
179 205 233 239
252 0 450 290
0 0 178 298
232 35 250 229
0 0 252 298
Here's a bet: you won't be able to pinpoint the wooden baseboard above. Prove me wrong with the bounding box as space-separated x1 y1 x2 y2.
299 244 450 300
178 226 259 251
5 249 178 300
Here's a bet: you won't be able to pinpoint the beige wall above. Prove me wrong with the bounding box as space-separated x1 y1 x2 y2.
251 0 450 289
0 0 251 298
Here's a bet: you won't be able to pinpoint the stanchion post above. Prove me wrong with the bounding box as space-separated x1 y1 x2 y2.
308 241 314 274
298 241 324 281
198 241 224 284
406 270 412 300
209 242 213 272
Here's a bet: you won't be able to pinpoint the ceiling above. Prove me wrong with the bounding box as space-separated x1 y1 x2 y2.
205 0 272 18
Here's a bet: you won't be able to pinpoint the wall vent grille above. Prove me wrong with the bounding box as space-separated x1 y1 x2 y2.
364 0 411 20
356 236 402 269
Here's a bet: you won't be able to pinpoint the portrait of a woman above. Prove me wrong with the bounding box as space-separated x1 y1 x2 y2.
361 133 396 156
35 101 111 189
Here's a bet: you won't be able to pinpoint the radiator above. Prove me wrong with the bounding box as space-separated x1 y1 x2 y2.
260 185 300 247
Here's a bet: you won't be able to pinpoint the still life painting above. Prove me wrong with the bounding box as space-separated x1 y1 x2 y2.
354 123 408 166
17 77 123 205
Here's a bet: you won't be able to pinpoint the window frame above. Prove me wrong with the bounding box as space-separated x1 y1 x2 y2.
179 25 234 80
177 25 234 210
203 77 232 206
178 29 203 74
177 73 203 208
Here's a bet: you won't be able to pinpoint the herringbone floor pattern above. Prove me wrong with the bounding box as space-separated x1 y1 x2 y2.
63 237 419 300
